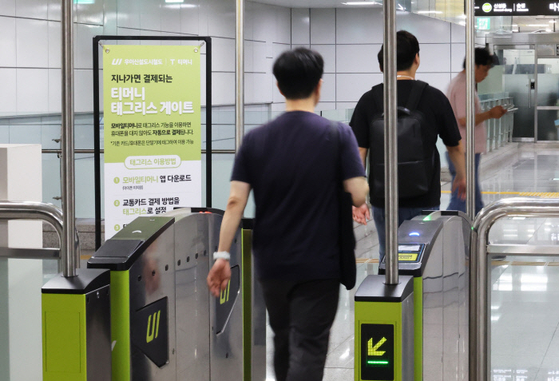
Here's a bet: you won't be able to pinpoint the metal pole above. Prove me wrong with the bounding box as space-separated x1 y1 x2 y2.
0 201 79 270
93 37 102 250
61 0 77 277
466 0 479 377
235 0 245 153
466 0 476 221
383 0 398 285
206 38 213 207
470 198 559 381
0 201 65 245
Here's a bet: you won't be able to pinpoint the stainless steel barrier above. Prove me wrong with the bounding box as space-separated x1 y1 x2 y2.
0 201 80 275
469 197 559 381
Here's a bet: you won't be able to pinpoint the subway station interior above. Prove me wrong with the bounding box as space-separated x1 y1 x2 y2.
3 0 559 380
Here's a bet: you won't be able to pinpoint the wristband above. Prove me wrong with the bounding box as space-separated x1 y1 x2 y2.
213 251 231 261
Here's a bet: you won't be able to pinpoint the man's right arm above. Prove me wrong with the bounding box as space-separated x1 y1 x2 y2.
446 142 466 200
457 105 507 127
207 180 251 297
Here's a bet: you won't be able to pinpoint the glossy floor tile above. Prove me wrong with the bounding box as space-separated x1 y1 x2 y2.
262 143 559 381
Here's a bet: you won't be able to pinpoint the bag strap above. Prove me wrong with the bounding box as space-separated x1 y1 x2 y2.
405 80 428 111
371 81 429 112
372 84 384 114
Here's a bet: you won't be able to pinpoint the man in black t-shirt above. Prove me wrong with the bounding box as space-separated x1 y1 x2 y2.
207 48 368 381
349 30 466 263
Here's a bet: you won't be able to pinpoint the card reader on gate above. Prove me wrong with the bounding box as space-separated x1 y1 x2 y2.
379 218 445 276
396 244 425 263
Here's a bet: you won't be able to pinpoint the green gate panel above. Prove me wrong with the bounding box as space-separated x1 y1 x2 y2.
413 277 423 381
42 294 87 381
111 270 131 381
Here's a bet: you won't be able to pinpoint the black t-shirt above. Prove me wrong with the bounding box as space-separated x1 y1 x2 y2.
232 111 365 281
349 80 461 208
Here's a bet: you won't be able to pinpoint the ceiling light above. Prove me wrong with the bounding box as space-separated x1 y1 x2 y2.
417 10 443 14
165 0 184 3
342 1 382 5
527 24 549 27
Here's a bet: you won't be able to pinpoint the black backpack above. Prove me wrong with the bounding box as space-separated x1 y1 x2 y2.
369 80 434 199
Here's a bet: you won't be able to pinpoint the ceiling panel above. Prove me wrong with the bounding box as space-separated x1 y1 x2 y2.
250 0 559 32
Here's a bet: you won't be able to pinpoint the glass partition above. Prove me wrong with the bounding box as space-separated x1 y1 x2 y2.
0 258 60 380
0 105 273 220
492 48 536 140
0 102 516 221
536 58 559 141
488 217 559 380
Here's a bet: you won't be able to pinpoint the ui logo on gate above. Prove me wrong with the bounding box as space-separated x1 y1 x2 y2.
132 297 169 367
146 310 161 343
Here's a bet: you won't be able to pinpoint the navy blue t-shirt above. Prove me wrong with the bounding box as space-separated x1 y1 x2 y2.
231 111 365 281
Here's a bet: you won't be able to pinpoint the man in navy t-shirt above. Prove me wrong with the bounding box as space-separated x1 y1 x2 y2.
207 48 368 381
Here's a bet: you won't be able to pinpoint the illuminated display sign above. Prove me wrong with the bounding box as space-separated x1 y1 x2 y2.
397 244 422 262
398 253 419 261
475 0 559 15
361 324 394 380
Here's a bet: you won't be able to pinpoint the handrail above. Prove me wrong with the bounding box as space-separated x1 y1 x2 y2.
0 201 79 277
469 197 559 381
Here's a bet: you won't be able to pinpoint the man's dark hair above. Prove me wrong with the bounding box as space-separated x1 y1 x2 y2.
273 48 324 100
462 47 494 69
377 30 420 72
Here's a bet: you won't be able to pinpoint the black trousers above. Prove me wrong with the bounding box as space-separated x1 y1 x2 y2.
259 278 340 381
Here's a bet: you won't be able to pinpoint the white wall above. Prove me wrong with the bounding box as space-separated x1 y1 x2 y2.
290 8 466 112
0 2 467 114
0 0 292 114
0 1 466 214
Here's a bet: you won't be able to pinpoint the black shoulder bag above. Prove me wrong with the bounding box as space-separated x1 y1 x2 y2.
329 121 357 290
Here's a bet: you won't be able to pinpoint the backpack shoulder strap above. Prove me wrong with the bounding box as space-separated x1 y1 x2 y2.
371 84 384 113
405 80 428 111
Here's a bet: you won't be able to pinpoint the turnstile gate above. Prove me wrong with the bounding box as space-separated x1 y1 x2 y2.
355 211 470 381
42 207 265 381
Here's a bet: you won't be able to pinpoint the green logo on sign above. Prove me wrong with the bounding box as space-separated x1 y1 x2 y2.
482 2 492 12
114 224 121 231
146 311 161 343
114 177 120 184
114 200 120 206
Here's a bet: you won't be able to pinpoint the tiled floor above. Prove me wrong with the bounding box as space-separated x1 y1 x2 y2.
265 143 559 381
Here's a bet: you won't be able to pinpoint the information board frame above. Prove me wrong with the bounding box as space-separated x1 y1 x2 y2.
93 35 212 249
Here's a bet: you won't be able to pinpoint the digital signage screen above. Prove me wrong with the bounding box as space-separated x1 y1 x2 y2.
475 0 559 16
